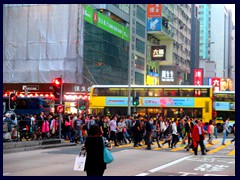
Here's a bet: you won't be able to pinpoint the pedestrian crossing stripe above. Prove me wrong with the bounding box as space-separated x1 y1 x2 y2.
114 140 235 156
227 149 235 156
207 141 231 154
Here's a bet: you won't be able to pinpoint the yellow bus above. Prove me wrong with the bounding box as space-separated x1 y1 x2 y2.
90 85 213 122
213 91 235 124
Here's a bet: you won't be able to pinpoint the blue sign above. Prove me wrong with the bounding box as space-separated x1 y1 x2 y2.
143 98 194 107
147 18 162 31
106 97 130 106
214 102 231 110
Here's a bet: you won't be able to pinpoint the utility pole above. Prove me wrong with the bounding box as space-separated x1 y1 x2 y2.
128 4 133 116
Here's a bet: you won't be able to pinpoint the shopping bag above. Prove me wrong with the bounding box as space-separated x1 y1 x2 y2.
104 146 114 164
74 155 86 171
102 137 114 164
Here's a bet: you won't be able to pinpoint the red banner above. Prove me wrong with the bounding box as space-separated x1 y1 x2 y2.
211 77 221 92
147 4 162 18
194 68 203 86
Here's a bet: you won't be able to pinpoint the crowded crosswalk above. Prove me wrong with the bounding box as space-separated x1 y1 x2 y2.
112 139 235 156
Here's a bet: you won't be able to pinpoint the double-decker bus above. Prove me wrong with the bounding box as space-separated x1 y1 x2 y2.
89 85 213 122
3 96 51 115
213 91 235 124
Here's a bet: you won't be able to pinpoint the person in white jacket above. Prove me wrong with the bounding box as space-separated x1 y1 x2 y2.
171 118 179 148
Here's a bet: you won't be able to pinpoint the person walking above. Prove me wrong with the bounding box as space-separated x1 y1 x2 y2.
81 125 112 176
109 116 119 146
231 123 235 145
151 119 161 148
222 118 230 145
143 116 154 150
162 120 173 148
192 120 206 155
72 114 84 144
207 120 214 145
171 118 179 148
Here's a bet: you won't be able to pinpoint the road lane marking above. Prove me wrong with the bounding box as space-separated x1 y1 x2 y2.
227 149 235 156
207 141 231 154
135 173 150 176
135 155 193 175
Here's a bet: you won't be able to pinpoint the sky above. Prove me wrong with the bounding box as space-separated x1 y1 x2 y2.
225 4 235 25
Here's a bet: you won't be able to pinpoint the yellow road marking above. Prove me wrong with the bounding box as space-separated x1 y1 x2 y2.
189 140 220 154
227 149 235 156
207 141 231 154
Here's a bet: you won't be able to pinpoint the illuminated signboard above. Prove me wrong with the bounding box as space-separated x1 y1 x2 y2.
211 77 221 92
151 45 166 61
214 102 235 111
147 4 162 18
194 68 203 85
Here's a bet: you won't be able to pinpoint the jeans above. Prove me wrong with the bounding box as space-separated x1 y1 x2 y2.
65 132 72 142
73 130 84 144
222 130 227 144
214 127 218 138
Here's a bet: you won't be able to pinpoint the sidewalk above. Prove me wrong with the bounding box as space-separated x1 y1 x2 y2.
3 139 76 154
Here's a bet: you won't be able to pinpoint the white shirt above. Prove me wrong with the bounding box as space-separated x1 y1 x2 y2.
109 120 117 131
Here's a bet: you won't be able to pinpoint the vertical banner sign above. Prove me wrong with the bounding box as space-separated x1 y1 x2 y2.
147 4 162 31
211 77 221 92
194 68 203 86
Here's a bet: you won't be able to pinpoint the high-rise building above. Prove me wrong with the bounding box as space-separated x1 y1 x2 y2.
198 4 234 88
146 4 192 85
86 4 147 85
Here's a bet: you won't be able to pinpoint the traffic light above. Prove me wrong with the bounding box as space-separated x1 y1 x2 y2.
80 100 86 110
132 96 139 106
9 93 17 110
52 77 62 99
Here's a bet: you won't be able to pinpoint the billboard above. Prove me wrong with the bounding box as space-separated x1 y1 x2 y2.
147 4 162 17
147 18 162 31
151 45 166 61
193 68 203 86
211 77 221 92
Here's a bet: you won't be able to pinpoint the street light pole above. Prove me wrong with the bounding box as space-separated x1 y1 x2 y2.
127 4 132 116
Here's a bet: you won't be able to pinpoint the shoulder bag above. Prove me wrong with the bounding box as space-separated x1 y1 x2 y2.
102 137 114 164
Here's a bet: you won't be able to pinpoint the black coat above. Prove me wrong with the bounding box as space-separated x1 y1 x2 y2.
84 136 106 172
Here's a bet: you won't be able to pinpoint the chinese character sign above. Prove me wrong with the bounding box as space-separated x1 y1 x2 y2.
147 4 162 18
194 68 203 86
151 46 166 61
211 77 221 92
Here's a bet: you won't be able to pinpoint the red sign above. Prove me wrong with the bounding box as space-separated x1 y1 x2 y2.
147 4 162 18
93 12 98 23
211 77 221 92
57 105 64 113
194 68 203 86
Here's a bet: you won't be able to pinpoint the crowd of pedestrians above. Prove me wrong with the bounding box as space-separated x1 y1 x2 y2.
3 112 234 153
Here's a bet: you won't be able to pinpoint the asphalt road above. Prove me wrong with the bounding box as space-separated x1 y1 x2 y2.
3 137 235 176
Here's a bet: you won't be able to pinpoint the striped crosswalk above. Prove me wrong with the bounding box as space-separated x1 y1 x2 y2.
114 139 235 156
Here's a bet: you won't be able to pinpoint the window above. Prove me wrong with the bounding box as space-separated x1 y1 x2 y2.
136 22 145 38
136 38 145 54
136 5 146 23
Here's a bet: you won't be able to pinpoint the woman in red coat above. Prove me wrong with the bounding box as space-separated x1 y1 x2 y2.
192 120 206 155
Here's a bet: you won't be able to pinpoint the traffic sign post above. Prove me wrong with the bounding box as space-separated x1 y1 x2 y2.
56 105 64 113
58 75 63 140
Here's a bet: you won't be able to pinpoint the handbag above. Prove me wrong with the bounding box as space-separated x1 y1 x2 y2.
74 152 86 171
102 137 114 164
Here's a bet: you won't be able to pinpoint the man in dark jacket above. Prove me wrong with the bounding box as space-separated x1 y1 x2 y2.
143 116 153 150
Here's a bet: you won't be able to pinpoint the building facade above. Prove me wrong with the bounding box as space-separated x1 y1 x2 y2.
146 4 192 85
